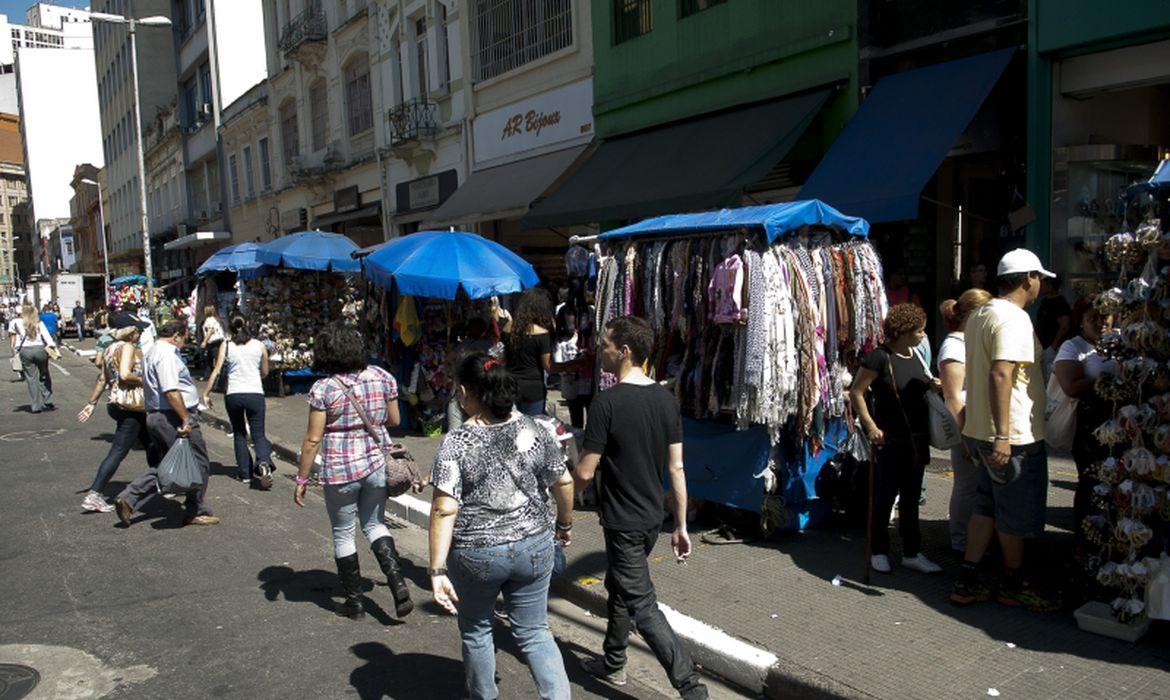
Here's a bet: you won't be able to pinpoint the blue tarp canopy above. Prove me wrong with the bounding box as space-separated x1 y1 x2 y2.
598 200 869 242
196 243 268 279
799 48 1014 223
361 230 540 300
109 275 148 286
254 230 361 273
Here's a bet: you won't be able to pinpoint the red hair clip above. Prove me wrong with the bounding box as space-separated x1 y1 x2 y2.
483 358 501 371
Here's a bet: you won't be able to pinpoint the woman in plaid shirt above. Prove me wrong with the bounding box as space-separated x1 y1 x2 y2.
294 326 413 619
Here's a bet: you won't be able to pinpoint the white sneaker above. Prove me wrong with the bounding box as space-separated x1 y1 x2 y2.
82 491 113 513
870 554 892 573
902 553 943 574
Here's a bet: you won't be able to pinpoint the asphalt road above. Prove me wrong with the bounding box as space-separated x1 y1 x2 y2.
0 347 745 699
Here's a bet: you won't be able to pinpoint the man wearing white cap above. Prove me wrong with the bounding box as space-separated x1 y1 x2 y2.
950 249 1060 612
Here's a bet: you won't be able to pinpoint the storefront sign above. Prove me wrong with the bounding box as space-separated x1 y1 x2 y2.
395 170 459 213
334 185 360 213
473 79 593 165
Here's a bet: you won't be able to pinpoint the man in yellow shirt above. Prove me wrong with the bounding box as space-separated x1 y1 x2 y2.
951 249 1059 612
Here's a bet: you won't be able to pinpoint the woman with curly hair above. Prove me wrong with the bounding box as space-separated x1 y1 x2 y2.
504 289 557 416
294 326 413 619
848 303 942 575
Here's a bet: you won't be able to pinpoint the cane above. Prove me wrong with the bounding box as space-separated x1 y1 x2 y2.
862 441 876 586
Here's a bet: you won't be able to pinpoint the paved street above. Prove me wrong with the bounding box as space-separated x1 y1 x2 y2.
0 347 745 700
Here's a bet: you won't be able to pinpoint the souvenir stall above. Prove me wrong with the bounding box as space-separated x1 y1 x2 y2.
581 200 885 532
1072 164 1170 640
247 231 363 390
360 230 540 434
106 274 155 309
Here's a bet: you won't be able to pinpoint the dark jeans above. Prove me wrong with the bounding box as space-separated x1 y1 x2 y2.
517 399 546 417
224 393 272 479
117 411 212 518
602 527 707 700
566 395 591 429
870 434 927 557
90 404 160 493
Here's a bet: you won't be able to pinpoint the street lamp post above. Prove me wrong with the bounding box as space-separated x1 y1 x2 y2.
79 178 110 304
89 13 172 316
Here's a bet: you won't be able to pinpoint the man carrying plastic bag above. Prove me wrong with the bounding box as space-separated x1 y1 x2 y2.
115 321 219 527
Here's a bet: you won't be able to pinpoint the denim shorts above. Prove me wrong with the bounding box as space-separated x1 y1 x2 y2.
966 437 1049 538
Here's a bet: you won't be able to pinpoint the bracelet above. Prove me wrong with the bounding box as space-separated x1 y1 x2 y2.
295 476 310 486
555 521 573 531
428 567 448 577
992 435 1010 441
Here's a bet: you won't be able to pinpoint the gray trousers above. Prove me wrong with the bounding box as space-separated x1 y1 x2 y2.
117 410 212 518
948 443 979 551
19 347 52 411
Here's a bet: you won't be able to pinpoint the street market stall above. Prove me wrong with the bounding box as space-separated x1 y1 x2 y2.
582 200 885 532
106 274 154 309
247 231 363 382
360 230 540 433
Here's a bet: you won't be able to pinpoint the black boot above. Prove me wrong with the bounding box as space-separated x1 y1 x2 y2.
371 536 413 617
334 554 365 619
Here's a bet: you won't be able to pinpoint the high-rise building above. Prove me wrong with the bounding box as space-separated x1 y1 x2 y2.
91 0 176 276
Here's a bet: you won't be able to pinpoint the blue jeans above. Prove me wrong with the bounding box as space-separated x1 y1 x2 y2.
517 399 546 417
89 404 159 493
323 467 391 558
450 532 569 700
223 393 272 479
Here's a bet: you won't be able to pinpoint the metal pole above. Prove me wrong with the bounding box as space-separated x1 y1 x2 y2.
95 181 110 302
128 21 155 315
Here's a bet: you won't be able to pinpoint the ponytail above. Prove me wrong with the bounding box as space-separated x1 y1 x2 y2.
229 316 251 345
458 351 518 420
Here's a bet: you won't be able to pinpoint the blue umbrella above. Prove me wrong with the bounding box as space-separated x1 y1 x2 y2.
196 243 267 278
362 230 539 300
109 274 148 286
255 230 361 273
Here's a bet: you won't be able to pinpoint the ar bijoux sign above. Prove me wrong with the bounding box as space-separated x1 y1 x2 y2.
473 79 593 165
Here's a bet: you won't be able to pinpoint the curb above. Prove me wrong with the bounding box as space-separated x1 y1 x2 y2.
196 407 861 699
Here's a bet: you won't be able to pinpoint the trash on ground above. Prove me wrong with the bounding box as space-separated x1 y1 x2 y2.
987 689 1000 697
831 575 843 586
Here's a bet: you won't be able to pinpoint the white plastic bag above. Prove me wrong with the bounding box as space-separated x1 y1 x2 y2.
1045 372 1077 452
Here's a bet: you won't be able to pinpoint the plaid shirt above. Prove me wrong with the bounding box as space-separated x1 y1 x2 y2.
308 366 399 485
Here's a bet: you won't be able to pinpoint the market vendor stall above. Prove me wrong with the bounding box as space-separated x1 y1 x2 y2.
360 230 540 433
583 200 885 532
107 274 156 309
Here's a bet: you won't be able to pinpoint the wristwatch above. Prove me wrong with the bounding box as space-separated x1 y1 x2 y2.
428 567 448 577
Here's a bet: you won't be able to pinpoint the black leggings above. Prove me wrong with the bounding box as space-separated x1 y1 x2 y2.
870 434 927 557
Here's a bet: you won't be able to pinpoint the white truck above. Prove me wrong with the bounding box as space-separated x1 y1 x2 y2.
53 273 84 312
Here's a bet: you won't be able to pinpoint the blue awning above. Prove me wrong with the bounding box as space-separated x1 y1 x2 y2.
598 200 868 242
799 49 1014 223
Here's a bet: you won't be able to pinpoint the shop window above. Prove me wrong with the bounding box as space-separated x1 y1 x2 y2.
279 100 299 166
470 0 573 83
309 80 328 151
614 0 652 44
679 0 727 17
344 55 373 136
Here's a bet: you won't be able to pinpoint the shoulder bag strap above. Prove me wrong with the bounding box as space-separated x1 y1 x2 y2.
335 377 386 448
884 349 914 433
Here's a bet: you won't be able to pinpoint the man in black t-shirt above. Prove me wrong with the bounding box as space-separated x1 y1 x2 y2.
1035 276 1071 380
575 316 708 699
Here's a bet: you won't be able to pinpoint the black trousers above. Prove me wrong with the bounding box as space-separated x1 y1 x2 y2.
870 434 927 557
602 527 708 700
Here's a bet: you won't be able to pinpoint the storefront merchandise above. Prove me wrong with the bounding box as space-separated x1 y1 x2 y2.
244 271 361 370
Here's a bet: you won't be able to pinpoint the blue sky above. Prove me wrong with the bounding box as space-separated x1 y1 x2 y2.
0 2 91 23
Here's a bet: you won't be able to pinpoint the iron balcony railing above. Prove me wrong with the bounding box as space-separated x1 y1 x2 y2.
278 2 327 54
388 98 439 146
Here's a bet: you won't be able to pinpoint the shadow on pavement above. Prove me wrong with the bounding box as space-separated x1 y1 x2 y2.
349 641 465 700
257 565 400 626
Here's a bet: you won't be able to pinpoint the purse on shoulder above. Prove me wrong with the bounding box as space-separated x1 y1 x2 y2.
337 380 422 497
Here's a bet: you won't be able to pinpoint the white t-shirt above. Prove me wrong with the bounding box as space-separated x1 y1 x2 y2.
553 336 579 400
1055 336 1117 380
8 318 55 348
963 299 1045 445
138 321 157 356
937 331 967 404
203 317 225 345
224 339 266 395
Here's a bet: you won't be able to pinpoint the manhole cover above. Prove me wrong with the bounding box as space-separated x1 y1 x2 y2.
0 663 39 700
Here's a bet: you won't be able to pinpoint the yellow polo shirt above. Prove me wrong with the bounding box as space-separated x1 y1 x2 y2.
962 299 1045 445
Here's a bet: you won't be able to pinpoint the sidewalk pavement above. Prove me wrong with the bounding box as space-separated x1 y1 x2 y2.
59 338 1170 698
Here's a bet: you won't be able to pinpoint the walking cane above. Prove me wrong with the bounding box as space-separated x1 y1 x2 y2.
862 441 876 586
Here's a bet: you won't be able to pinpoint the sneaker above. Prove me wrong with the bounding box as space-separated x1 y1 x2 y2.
996 584 1061 612
182 514 221 526
950 578 991 606
82 491 113 513
870 554 892 573
254 462 274 490
902 554 943 574
580 658 627 687
115 498 133 526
